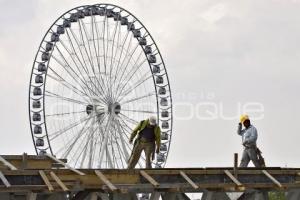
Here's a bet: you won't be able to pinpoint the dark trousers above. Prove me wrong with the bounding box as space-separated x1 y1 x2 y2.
127 141 154 169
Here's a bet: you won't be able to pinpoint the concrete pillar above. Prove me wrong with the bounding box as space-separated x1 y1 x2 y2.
150 192 161 200
90 193 98 200
109 193 138 200
176 193 191 200
26 193 37 200
238 191 268 200
98 193 109 200
161 193 191 200
0 193 11 200
286 189 300 200
161 193 176 200
201 192 231 200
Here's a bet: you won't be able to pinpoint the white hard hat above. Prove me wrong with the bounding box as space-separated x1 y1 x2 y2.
149 116 157 125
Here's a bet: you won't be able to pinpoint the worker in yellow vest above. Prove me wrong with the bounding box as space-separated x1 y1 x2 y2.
127 116 161 169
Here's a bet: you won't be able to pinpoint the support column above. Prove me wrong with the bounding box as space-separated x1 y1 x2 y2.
161 193 191 200
150 192 161 200
98 193 109 200
238 191 268 200
286 189 300 200
201 191 231 200
26 193 37 200
0 193 10 200
109 193 138 200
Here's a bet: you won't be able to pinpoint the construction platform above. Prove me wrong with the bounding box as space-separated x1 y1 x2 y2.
0 154 299 200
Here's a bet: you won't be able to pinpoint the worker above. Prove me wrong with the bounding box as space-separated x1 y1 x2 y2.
127 116 161 169
237 115 264 167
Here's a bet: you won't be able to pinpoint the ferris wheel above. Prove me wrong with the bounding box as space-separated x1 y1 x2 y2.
29 4 173 169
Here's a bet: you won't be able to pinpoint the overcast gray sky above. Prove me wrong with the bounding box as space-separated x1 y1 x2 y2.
0 0 300 168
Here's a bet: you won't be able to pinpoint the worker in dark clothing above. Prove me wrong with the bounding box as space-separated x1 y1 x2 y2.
238 115 265 167
127 116 161 169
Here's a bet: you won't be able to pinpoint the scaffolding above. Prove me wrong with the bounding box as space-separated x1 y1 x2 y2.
0 154 299 200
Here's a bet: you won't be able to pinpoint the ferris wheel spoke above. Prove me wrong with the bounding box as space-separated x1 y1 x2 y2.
56 40 104 100
111 34 134 92
91 16 111 99
50 49 97 97
79 20 108 100
67 28 108 102
107 145 115 168
88 124 97 168
102 15 108 76
98 114 113 167
71 115 103 168
45 110 86 117
73 125 97 167
119 113 139 125
122 109 156 114
63 30 94 85
111 123 126 168
45 91 89 105
93 17 112 97
110 22 123 84
112 41 141 99
120 92 156 106
118 74 153 102
111 122 124 168
49 113 96 141
47 66 91 103
115 44 142 84
114 57 148 100
51 45 102 100
77 21 109 102
110 30 130 89
115 119 130 160
56 117 92 158
103 16 115 102
107 19 120 99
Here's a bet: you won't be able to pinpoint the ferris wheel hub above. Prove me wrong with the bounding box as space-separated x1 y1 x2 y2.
108 102 121 115
86 102 121 116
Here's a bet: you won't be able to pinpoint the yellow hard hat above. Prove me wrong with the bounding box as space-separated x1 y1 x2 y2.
240 114 249 124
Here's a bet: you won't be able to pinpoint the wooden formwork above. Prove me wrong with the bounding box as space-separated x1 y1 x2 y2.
0 154 300 200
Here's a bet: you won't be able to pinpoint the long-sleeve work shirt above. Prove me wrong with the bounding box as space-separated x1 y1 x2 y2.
237 124 258 147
